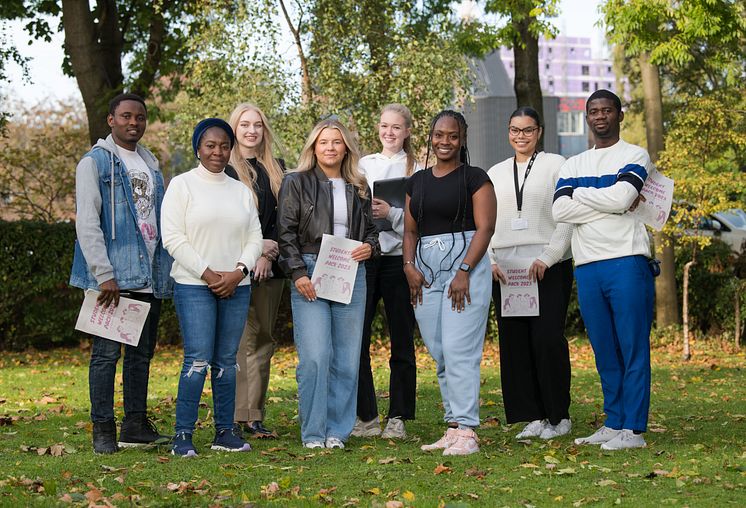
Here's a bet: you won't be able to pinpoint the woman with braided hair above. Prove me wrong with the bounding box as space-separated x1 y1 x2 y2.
402 110 496 455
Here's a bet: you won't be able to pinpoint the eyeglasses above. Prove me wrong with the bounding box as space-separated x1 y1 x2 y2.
509 126 540 136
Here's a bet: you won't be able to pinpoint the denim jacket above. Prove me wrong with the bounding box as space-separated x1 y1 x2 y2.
69 135 173 298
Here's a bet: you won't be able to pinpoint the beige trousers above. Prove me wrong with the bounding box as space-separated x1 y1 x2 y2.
234 278 285 422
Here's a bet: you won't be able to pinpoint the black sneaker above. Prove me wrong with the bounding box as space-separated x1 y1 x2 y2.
243 420 277 439
172 432 198 457
93 420 118 454
211 427 252 452
119 414 171 448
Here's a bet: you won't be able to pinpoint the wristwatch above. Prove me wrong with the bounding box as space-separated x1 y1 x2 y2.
237 264 250 278
458 262 471 273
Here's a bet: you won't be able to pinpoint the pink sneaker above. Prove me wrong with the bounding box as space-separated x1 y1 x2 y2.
421 428 458 451
443 428 479 456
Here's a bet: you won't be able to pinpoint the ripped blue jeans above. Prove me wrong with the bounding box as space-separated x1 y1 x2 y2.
174 283 251 434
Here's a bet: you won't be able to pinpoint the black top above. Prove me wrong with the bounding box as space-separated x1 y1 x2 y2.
406 164 491 236
225 158 286 278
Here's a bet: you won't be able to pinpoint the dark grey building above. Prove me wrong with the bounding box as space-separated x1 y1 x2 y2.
464 51 560 171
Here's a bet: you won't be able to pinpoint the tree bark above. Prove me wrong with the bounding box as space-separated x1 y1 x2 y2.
639 52 680 327
131 4 167 98
512 16 544 150
278 0 313 105
62 0 125 144
682 258 694 360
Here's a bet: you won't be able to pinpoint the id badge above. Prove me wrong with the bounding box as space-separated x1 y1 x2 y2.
511 217 528 230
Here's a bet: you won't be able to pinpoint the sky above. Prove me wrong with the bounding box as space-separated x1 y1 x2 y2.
1 0 606 106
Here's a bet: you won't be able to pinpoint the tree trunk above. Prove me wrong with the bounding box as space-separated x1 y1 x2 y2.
62 0 124 144
512 16 543 150
278 0 313 105
682 259 695 360
736 285 741 348
639 52 680 327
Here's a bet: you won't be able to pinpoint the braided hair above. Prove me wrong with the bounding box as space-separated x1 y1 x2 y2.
416 110 471 285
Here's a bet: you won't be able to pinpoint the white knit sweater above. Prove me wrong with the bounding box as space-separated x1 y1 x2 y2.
161 165 263 285
487 152 573 267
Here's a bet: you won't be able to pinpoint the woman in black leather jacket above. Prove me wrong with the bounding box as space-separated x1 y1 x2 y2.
277 118 379 449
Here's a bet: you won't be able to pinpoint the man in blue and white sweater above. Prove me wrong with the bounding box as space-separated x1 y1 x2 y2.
552 90 655 450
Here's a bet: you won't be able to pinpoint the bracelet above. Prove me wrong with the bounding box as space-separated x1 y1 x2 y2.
403 260 415 267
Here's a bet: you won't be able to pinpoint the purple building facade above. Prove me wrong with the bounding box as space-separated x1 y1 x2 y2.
500 36 622 157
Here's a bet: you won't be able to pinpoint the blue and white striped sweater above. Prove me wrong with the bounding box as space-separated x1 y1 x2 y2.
551 140 653 265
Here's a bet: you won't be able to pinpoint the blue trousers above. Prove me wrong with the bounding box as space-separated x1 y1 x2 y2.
291 254 366 443
575 255 654 432
414 231 491 428
173 283 251 434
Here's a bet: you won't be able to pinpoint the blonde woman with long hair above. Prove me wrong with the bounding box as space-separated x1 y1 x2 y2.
352 104 419 440
277 118 380 449
225 103 286 439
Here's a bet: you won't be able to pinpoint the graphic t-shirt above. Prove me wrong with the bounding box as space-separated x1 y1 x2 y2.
117 147 158 265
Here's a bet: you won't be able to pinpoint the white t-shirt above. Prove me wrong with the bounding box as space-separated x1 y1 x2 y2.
117 146 158 292
330 178 348 237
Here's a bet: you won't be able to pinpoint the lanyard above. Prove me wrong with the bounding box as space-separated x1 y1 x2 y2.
513 151 538 215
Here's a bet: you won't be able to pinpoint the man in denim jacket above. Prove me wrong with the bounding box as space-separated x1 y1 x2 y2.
70 93 173 454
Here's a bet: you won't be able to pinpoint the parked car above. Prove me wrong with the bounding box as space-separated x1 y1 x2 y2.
697 209 746 253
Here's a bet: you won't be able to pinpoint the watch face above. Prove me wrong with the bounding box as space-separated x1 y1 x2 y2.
459 263 470 272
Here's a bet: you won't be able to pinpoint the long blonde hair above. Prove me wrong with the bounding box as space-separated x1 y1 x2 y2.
380 103 417 176
295 119 368 199
228 103 285 205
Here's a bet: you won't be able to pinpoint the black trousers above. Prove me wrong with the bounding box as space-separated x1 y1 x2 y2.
492 258 573 425
357 255 417 421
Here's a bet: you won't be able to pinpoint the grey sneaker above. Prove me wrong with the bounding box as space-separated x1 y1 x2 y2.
600 429 647 450
381 417 407 439
303 441 325 449
516 419 547 439
540 419 572 440
351 417 381 437
325 437 345 449
574 426 621 445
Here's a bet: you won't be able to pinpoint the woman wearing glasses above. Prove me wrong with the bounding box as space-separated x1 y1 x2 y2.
487 107 574 441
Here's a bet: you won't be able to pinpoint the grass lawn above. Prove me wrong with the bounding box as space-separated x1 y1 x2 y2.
0 338 744 507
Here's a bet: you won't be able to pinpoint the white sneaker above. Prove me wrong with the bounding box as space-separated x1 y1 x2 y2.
442 428 479 456
421 428 458 451
351 417 381 437
303 441 325 449
381 417 407 439
574 426 621 445
600 429 647 450
540 419 572 440
515 419 547 439
325 437 345 449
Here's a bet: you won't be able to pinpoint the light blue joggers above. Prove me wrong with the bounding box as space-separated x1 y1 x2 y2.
414 231 491 428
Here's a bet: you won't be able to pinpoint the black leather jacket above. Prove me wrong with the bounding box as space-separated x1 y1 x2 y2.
278 166 380 281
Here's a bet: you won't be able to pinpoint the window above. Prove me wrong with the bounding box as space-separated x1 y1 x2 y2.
607 66 612 73
581 65 589 76
545 63 550 70
594 82 599 91
582 81 589 92
557 111 585 135
607 82 612 88
548 47 553 54
549 80 554 87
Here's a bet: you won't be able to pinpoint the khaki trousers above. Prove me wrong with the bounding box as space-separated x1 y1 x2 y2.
234 278 285 422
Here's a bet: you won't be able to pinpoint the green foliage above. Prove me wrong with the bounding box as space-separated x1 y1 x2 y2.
483 0 560 47
602 0 746 93
0 101 88 222
675 239 745 337
658 90 746 247
0 221 80 350
0 220 182 350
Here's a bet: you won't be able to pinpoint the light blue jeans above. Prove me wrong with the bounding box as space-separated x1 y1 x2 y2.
290 254 366 443
414 231 491 428
173 283 251 434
